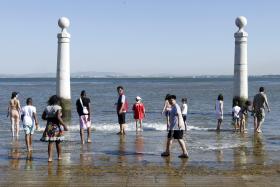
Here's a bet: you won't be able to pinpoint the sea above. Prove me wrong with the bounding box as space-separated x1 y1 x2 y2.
0 77 280 168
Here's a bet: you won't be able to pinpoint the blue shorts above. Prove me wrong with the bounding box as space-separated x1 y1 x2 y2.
23 124 35 135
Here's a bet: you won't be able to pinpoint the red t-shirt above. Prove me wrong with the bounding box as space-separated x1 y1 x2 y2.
132 102 145 120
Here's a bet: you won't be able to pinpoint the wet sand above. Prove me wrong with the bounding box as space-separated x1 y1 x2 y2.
0 131 280 187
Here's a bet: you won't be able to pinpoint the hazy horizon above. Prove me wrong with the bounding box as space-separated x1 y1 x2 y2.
0 0 279 76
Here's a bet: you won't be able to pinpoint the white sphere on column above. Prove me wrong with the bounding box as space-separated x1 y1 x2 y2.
235 16 247 30
58 17 70 30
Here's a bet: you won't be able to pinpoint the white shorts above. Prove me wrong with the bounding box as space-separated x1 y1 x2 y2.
79 115 91 130
23 124 35 135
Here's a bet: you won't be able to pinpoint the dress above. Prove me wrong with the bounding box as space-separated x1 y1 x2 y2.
132 102 145 120
215 100 223 120
40 105 65 142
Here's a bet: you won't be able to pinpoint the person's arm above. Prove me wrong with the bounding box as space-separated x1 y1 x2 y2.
143 104 146 117
76 100 79 113
220 102 223 116
264 95 270 112
33 112 39 130
162 101 167 114
87 102 91 121
118 95 125 114
42 111 47 120
57 110 68 131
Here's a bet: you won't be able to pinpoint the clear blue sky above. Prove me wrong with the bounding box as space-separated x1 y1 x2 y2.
0 0 279 76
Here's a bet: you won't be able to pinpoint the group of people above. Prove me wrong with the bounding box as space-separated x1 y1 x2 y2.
215 86 271 133
6 86 270 161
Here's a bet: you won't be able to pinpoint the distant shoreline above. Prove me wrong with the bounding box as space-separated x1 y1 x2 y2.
0 75 280 79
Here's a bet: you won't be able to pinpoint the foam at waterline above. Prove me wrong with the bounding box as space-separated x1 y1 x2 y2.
35 122 211 132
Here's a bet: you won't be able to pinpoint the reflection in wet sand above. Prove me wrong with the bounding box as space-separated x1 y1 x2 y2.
118 135 127 166
215 132 224 162
9 139 21 169
233 133 249 169
253 133 266 165
135 132 144 162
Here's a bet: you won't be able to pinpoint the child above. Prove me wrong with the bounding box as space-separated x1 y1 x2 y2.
21 98 39 152
132 96 145 131
215 94 224 131
240 100 252 133
181 98 188 131
232 101 241 131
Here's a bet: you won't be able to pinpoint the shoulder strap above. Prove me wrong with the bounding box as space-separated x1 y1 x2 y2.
80 98 84 107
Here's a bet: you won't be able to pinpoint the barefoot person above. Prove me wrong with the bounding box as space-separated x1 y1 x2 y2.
40 95 68 162
232 101 241 132
162 94 171 131
76 90 92 144
215 94 223 131
161 95 189 158
253 87 271 133
240 100 252 133
21 98 39 151
7 92 21 137
116 86 128 135
132 96 145 131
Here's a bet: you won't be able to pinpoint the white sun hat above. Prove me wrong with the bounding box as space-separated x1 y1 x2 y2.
136 96 142 100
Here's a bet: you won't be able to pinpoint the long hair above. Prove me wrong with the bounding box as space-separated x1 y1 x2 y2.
47 95 61 105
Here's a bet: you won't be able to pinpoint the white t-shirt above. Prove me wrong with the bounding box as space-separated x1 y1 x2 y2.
215 100 223 119
21 105 36 126
169 103 185 130
181 103 188 115
232 105 241 119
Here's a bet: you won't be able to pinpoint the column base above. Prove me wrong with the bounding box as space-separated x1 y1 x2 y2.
232 96 248 108
60 98 71 122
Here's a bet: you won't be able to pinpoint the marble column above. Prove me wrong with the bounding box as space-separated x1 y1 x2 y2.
56 17 71 119
233 16 248 100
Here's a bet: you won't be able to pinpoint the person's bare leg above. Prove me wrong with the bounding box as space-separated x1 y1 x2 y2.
178 139 189 156
56 142 62 160
11 118 15 137
25 134 29 151
257 119 264 133
216 120 221 131
135 120 138 131
166 116 170 131
87 127 92 143
122 124 126 135
48 142 54 162
29 134 33 150
165 138 172 154
15 117 19 137
139 120 142 130
80 129 85 144
254 117 257 132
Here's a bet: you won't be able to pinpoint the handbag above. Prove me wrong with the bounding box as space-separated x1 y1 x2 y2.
80 98 89 114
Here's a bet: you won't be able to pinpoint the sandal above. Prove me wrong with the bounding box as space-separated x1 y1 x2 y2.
178 154 189 158
161 152 170 157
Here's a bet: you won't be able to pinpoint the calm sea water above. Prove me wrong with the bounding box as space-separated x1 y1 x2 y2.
0 77 279 166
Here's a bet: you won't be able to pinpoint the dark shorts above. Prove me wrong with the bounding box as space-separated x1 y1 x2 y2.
168 130 184 139
165 111 170 117
182 114 187 123
118 113 126 125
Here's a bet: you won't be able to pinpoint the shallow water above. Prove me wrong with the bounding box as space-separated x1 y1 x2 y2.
0 77 280 169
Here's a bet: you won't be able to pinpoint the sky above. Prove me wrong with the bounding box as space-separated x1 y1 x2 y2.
0 0 279 76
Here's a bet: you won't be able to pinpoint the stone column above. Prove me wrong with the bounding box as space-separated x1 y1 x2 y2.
233 16 248 102
56 17 71 119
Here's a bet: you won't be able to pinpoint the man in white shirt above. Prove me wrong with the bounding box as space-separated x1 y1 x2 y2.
21 98 38 151
161 95 189 158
